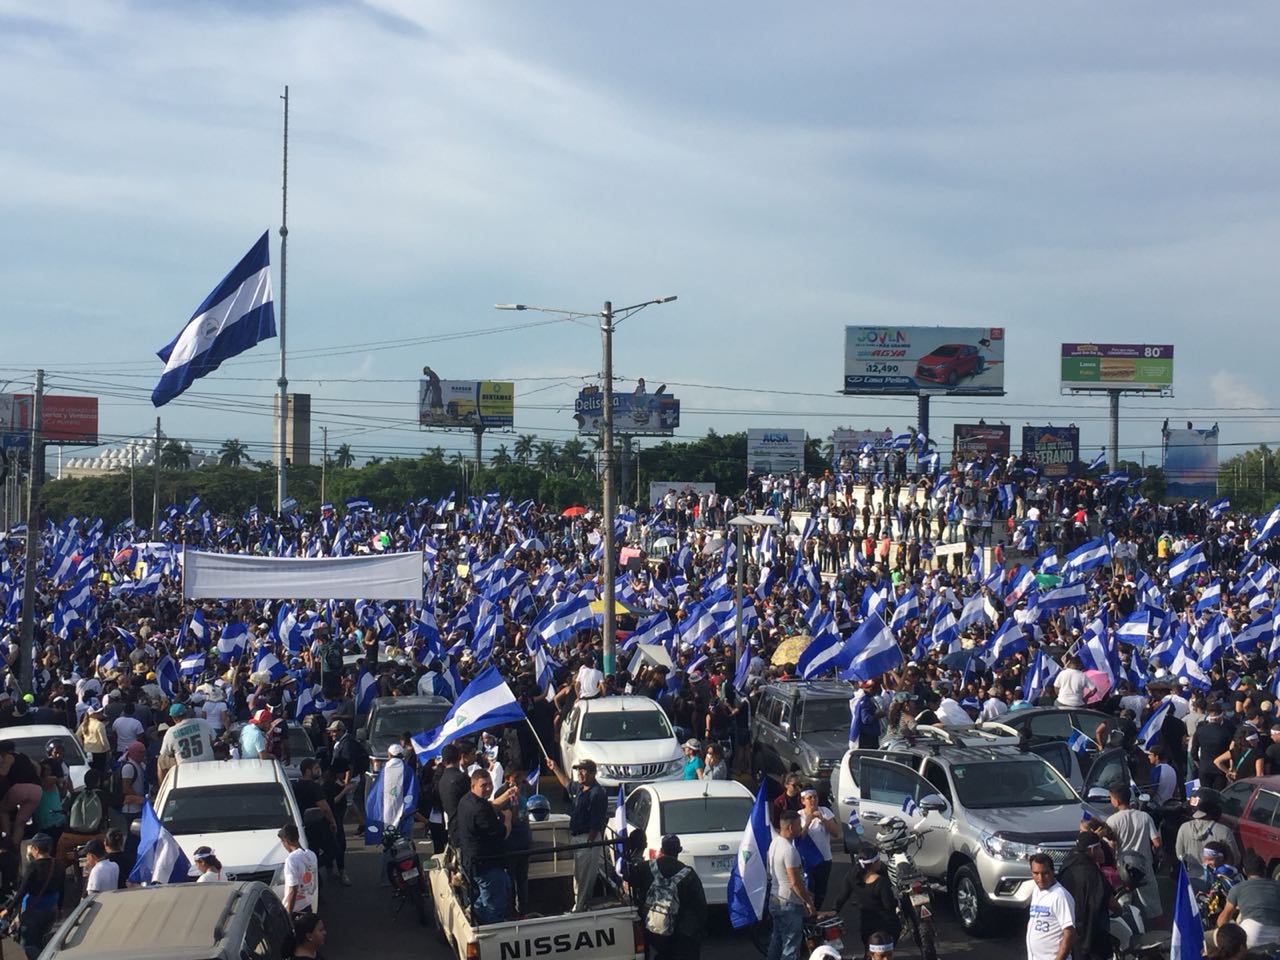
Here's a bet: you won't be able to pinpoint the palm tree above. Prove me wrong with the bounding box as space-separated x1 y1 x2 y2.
449 451 469 469
559 438 588 477
367 456 383 466
218 438 249 467
534 440 559 474
491 444 512 467
332 444 355 468
514 434 537 465
159 439 191 470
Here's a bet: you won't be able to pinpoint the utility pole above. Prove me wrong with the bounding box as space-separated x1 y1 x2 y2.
18 369 44 694
321 426 328 505
600 300 617 675
620 436 633 508
129 444 136 526
276 84 290 512
473 425 484 469
151 417 161 533
1107 389 1121 469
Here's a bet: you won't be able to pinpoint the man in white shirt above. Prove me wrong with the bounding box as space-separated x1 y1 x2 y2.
280 823 319 915
935 684 971 726
1026 854 1075 960
767 812 814 960
111 702 144 757
83 839 119 895
575 656 604 700
1053 655 1096 708
980 686 1010 722
1107 783 1162 919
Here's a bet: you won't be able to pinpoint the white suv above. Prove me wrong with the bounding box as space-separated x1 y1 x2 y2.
559 696 684 793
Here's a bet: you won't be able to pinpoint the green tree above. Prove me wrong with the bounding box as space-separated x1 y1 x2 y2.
218 438 250 467
332 444 356 468
514 434 537 465
491 444 512 467
159 440 191 470
559 438 588 477
534 440 559 474
449 451 469 469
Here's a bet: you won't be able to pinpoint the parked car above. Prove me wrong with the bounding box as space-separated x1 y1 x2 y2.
155 758 308 900
1218 776 1280 877
827 727 1111 935
7 724 90 789
914 344 984 386
624 779 755 904
359 695 451 770
37 881 292 960
750 680 851 797
981 706 1128 781
228 721 318 783
559 696 683 793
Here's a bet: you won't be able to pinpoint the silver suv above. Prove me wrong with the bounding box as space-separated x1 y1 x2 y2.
827 727 1111 935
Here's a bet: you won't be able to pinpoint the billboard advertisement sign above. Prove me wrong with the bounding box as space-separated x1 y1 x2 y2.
1163 426 1218 499
747 428 806 475
953 423 1011 461
648 481 716 507
1060 343 1174 392
1021 425 1079 478
4 394 99 446
830 427 894 460
418 374 514 429
843 326 1005 395
574 383 679 436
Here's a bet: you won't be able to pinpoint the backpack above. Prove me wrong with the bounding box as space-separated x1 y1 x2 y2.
644 861 690 938
67 788 106 834
106 762 127 810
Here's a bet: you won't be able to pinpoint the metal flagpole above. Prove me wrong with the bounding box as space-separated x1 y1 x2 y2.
277 84 290 513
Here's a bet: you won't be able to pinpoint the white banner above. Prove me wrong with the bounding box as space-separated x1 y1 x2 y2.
747 428 806 474
183 550 424 600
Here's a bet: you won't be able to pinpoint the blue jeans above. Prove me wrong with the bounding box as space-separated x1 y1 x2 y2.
767 900 804 960
473 866 511 925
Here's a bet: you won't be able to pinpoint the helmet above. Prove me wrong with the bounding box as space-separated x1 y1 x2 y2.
526 794 551 822
877 817 909 847
1191 788 1223 820
1116 849 1148 888
1010 699 1033 712
45 739 61 755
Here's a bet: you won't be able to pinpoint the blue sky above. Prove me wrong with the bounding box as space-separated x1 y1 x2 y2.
2 0 1278 469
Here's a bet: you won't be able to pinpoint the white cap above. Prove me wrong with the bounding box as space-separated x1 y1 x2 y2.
387 743 404 758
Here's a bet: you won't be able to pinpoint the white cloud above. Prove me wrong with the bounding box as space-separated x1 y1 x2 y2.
1209 370 1267 410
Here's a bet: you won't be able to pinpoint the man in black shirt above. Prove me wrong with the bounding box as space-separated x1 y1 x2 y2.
294 759 339 876
548 758 608 912
0 832 58 959
1192 703 1235 790
454 769 515 924
436 743 471 846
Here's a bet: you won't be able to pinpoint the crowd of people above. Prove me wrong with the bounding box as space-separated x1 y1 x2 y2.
0 447 1277 959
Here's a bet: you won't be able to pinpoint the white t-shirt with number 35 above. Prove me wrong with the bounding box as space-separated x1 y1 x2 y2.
1026 882 1075 960
159 717 218 764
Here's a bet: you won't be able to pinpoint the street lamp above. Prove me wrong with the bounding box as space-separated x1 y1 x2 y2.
727 514 781 673
496 296 678 675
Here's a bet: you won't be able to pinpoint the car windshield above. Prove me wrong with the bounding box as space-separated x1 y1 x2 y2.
161 783 292 834
373 706 448 740
661 797 754 835
950 760 1078 809
932 345 959 356
581 710 672 741
13 735 85 767
288 728 314 756
798 699 850 734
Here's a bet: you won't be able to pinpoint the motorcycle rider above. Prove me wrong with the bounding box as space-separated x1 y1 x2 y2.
1216 853 1280 947
1176 790 1240 873
1055 832 1112 960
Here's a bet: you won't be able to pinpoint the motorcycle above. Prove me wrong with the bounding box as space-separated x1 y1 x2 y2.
382 826 430 925
749 914 847 959
874 816 938 960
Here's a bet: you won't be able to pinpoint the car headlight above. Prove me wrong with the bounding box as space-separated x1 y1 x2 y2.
981 832 1036 862
664 759 684 776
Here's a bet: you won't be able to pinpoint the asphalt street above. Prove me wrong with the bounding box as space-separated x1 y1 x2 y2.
320 822 1027 960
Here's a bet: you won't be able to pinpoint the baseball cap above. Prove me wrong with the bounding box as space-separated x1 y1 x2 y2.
387 743 404 758
660 834 682 855
169 703 187 717
572 759 597 774
252 709 273 726
29 833 54 853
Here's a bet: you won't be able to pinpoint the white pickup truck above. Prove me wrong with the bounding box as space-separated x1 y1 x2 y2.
427 813 643 960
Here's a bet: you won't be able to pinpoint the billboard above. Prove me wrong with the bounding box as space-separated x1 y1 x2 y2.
1021 425 1080 478
830 427 894 460
1163 426 1218 500
1061 343 1174 392
2 393 99 446
953 423 1011 461
844 326 1005 396
418 374 514 429
747 428 806 474
648 481 715 507
573 382 680 436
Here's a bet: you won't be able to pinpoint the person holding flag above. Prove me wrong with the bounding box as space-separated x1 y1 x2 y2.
548 757 609 913
364 743 419 846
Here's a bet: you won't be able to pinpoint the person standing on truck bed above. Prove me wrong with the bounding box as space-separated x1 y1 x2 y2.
548 756 608 912
455 767 516 924
437 743 471 846
630 833 707 960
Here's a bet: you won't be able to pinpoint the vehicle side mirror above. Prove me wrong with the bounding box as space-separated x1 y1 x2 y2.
779 721 791 736
919 793 948 816
1087 787 1112 804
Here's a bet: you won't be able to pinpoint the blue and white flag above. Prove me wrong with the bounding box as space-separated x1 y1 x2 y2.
217 623 249 662
1168 542 1208 585
252 646 286 683
179 652 205 677
796 618 843 679
1066 730 1091 755
537 594 595 647
346 496 374 512
152 232 276 407
363 755 418 845
1137 700 1172 752
1062 537 1112 576
726 782 771 929
901 795 918 817
155 655 180 699
839 613 903 682
1171 865 1203 960
1086 450 1106 473
1022 649 1061 703
355 667 378 715
411 664 526 762
128 798 193 884
1194 581 1222 614
1208 497 1230 520
186 608 208 647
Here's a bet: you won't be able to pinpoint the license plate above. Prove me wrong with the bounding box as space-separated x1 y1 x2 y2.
401 868 420 880
710 858 733 872
910 893 931 907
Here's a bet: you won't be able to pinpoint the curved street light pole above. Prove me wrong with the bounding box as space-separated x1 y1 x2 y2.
496 296 676 674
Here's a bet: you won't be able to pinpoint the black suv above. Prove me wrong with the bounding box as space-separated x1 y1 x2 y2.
750 680 851 795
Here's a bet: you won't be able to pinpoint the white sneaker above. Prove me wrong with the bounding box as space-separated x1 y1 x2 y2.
340 872 353 887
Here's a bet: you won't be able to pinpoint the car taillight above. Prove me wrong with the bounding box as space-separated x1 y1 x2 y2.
824 924 844 941
466 942 479 960
399 860 414 870
633 920 646 956
911 881 923 894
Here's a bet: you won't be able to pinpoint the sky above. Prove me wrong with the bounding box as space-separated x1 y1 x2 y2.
2 0 1279 474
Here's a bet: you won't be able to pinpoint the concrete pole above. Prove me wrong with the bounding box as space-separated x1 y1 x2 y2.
1108 389 1120 469
601 301 617 675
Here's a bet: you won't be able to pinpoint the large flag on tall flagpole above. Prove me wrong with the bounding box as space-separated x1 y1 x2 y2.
152 232 276 406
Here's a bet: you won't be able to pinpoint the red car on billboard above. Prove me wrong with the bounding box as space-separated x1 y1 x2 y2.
915 343 985 386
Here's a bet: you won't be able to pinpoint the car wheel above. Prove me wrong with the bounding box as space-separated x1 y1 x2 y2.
950 863 990 935
1271 861 1280 882
946 371 958 386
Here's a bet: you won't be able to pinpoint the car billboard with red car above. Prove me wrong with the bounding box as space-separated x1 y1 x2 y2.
843 326 1005 396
